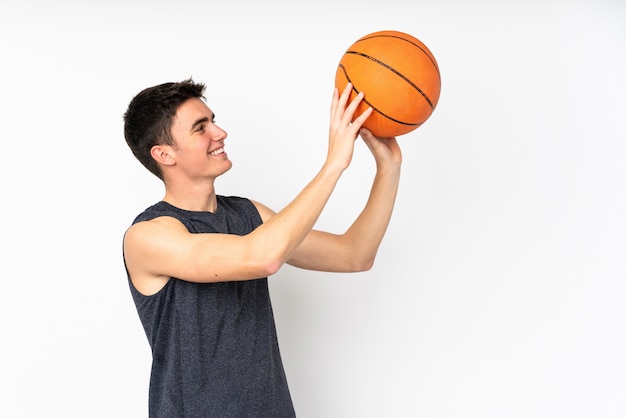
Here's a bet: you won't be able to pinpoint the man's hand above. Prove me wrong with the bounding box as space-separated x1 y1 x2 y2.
359 128 402 170
326 83 373 172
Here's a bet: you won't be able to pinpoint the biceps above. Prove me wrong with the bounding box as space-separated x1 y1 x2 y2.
125 221 269 283
251 200 276 223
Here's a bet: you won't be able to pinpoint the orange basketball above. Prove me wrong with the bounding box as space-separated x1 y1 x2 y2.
335 30 441 137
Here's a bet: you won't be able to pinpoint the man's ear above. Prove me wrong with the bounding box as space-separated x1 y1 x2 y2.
150 145 176 167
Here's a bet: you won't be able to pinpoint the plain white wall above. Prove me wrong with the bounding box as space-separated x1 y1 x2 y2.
1 1 624 417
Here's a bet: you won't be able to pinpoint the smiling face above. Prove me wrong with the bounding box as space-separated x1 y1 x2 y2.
166 97 232 181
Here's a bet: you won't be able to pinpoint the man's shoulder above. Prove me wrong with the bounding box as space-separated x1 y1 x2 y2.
132 201 183 224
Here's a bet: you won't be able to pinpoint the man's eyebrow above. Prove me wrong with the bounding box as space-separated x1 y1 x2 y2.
190 114 214 131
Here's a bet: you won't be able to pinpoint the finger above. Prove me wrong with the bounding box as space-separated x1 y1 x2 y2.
359 129 384 153
360 129 398 150
359 128 374 141
330 84 354 128
337 92 366 129
330 87 340 119
350 104 373 128
337 83 353 110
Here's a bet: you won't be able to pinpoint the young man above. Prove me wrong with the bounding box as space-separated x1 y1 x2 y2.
123 78 401 417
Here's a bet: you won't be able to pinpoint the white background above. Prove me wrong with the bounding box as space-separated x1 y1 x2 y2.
1 1 625 417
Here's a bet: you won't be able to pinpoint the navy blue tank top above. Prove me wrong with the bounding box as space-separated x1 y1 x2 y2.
126 197 295 417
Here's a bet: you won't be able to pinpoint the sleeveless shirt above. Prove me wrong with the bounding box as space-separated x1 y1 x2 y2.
125 197 295 418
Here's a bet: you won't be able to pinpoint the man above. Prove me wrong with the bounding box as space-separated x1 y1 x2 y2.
123 78 401 417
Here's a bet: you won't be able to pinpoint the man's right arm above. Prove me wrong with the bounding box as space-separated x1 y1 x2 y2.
124 84 372 294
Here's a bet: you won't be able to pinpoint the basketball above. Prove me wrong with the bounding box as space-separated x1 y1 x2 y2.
335 30 441 137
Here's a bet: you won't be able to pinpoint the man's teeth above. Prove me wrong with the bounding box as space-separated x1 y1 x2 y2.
209 147 224 156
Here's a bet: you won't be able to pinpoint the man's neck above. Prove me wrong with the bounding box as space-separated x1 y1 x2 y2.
162 181 219 213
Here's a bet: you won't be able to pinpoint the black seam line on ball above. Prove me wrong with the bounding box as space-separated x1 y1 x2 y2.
356 34 440 78
344 50 434 110
338 64 424 128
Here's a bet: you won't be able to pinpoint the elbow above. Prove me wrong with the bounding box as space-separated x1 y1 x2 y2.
360 258 375 272
351 254 376 273
254 250 287 277
246 238 289 278
261 258 283 277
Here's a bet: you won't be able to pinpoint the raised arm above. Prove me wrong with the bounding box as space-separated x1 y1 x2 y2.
284 128 402 273
123 84 373 293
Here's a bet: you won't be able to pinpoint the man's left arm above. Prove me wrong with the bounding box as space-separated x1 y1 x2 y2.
285 129 402 272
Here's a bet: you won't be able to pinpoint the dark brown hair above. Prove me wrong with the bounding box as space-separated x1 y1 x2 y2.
123 78 206 179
